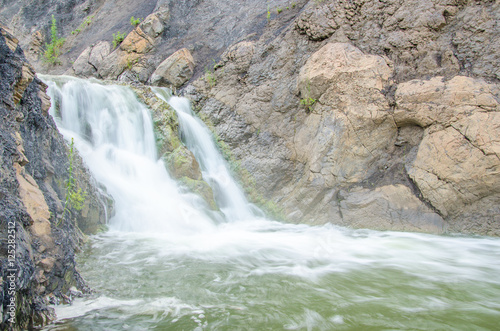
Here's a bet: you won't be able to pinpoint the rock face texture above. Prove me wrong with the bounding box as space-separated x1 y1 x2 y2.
395 76 500 233
181 0 499 235
0 27 111 330
1 0 499 236
150 48 195 88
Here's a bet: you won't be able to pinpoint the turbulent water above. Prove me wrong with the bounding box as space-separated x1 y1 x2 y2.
42 76 500 330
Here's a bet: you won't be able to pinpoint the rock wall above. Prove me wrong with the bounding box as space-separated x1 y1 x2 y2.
0 27 112 330
1 0 499 236
182 0 499 235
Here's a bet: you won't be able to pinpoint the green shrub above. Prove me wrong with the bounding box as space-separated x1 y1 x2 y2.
60 138 87 225
130 16 142 27
204 66 217 88
300 97 317 113
44 15 65 65
300 80 317 113
112 31 126 48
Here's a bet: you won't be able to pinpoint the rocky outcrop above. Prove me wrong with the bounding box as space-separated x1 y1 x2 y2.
72 41 111 77
150 48 195 88
295 42 395 185
295 0 499 82
132 86 217 210
394 76 500 234
183 0 499 236
96 11 169 82
0 27 111 330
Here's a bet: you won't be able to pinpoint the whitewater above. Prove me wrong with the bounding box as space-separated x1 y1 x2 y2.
41 76 500 330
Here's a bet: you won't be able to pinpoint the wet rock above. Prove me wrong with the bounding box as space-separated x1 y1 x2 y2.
179 177 217 210
339 185 445 233
132 85 182 155
0 26 111 330
165 146 202 181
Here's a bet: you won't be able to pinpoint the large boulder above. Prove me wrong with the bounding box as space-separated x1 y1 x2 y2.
295 42 396 185
72 41 111 77
72 46 94 77
119 26 155 54
150 48 195 88
165 146 202 181
139 12 165 39
395 76 500 235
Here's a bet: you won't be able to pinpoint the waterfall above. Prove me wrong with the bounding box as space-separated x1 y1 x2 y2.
155 90 257 221
40 76 500 330
43 76 215 234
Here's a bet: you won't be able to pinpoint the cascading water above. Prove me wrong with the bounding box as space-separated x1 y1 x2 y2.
44 76 215 234
42 76 500 330
155 89 257 221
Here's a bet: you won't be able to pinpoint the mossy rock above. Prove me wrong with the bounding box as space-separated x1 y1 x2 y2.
179 176 218 210
164 146 202 180
132 85 182 154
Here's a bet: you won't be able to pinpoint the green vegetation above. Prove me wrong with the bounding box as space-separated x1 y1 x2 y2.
60 138 87 225
300 96 317 113
44 15 65 65
267 5 271 21
71 15 94 35
277 7 283 14
300 81 317 113
204 66 217 88
126 57 138 70
130 16 142 27
112 31 126 48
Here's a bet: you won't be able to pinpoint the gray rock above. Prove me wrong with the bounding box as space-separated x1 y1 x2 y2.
150 48 195 87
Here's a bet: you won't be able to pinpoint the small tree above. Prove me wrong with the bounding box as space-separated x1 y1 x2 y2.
44 15 65 65
112 31 126 48
130 16 142 27
59 138 86 225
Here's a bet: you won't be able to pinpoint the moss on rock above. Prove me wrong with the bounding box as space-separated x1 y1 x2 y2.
132 86 182 155
164 146 202 180
179 176 218 210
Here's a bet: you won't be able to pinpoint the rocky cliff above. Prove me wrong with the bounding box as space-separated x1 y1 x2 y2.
187 0 498 236
1 0 498 237
185 0 500 235
0 26 111 330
